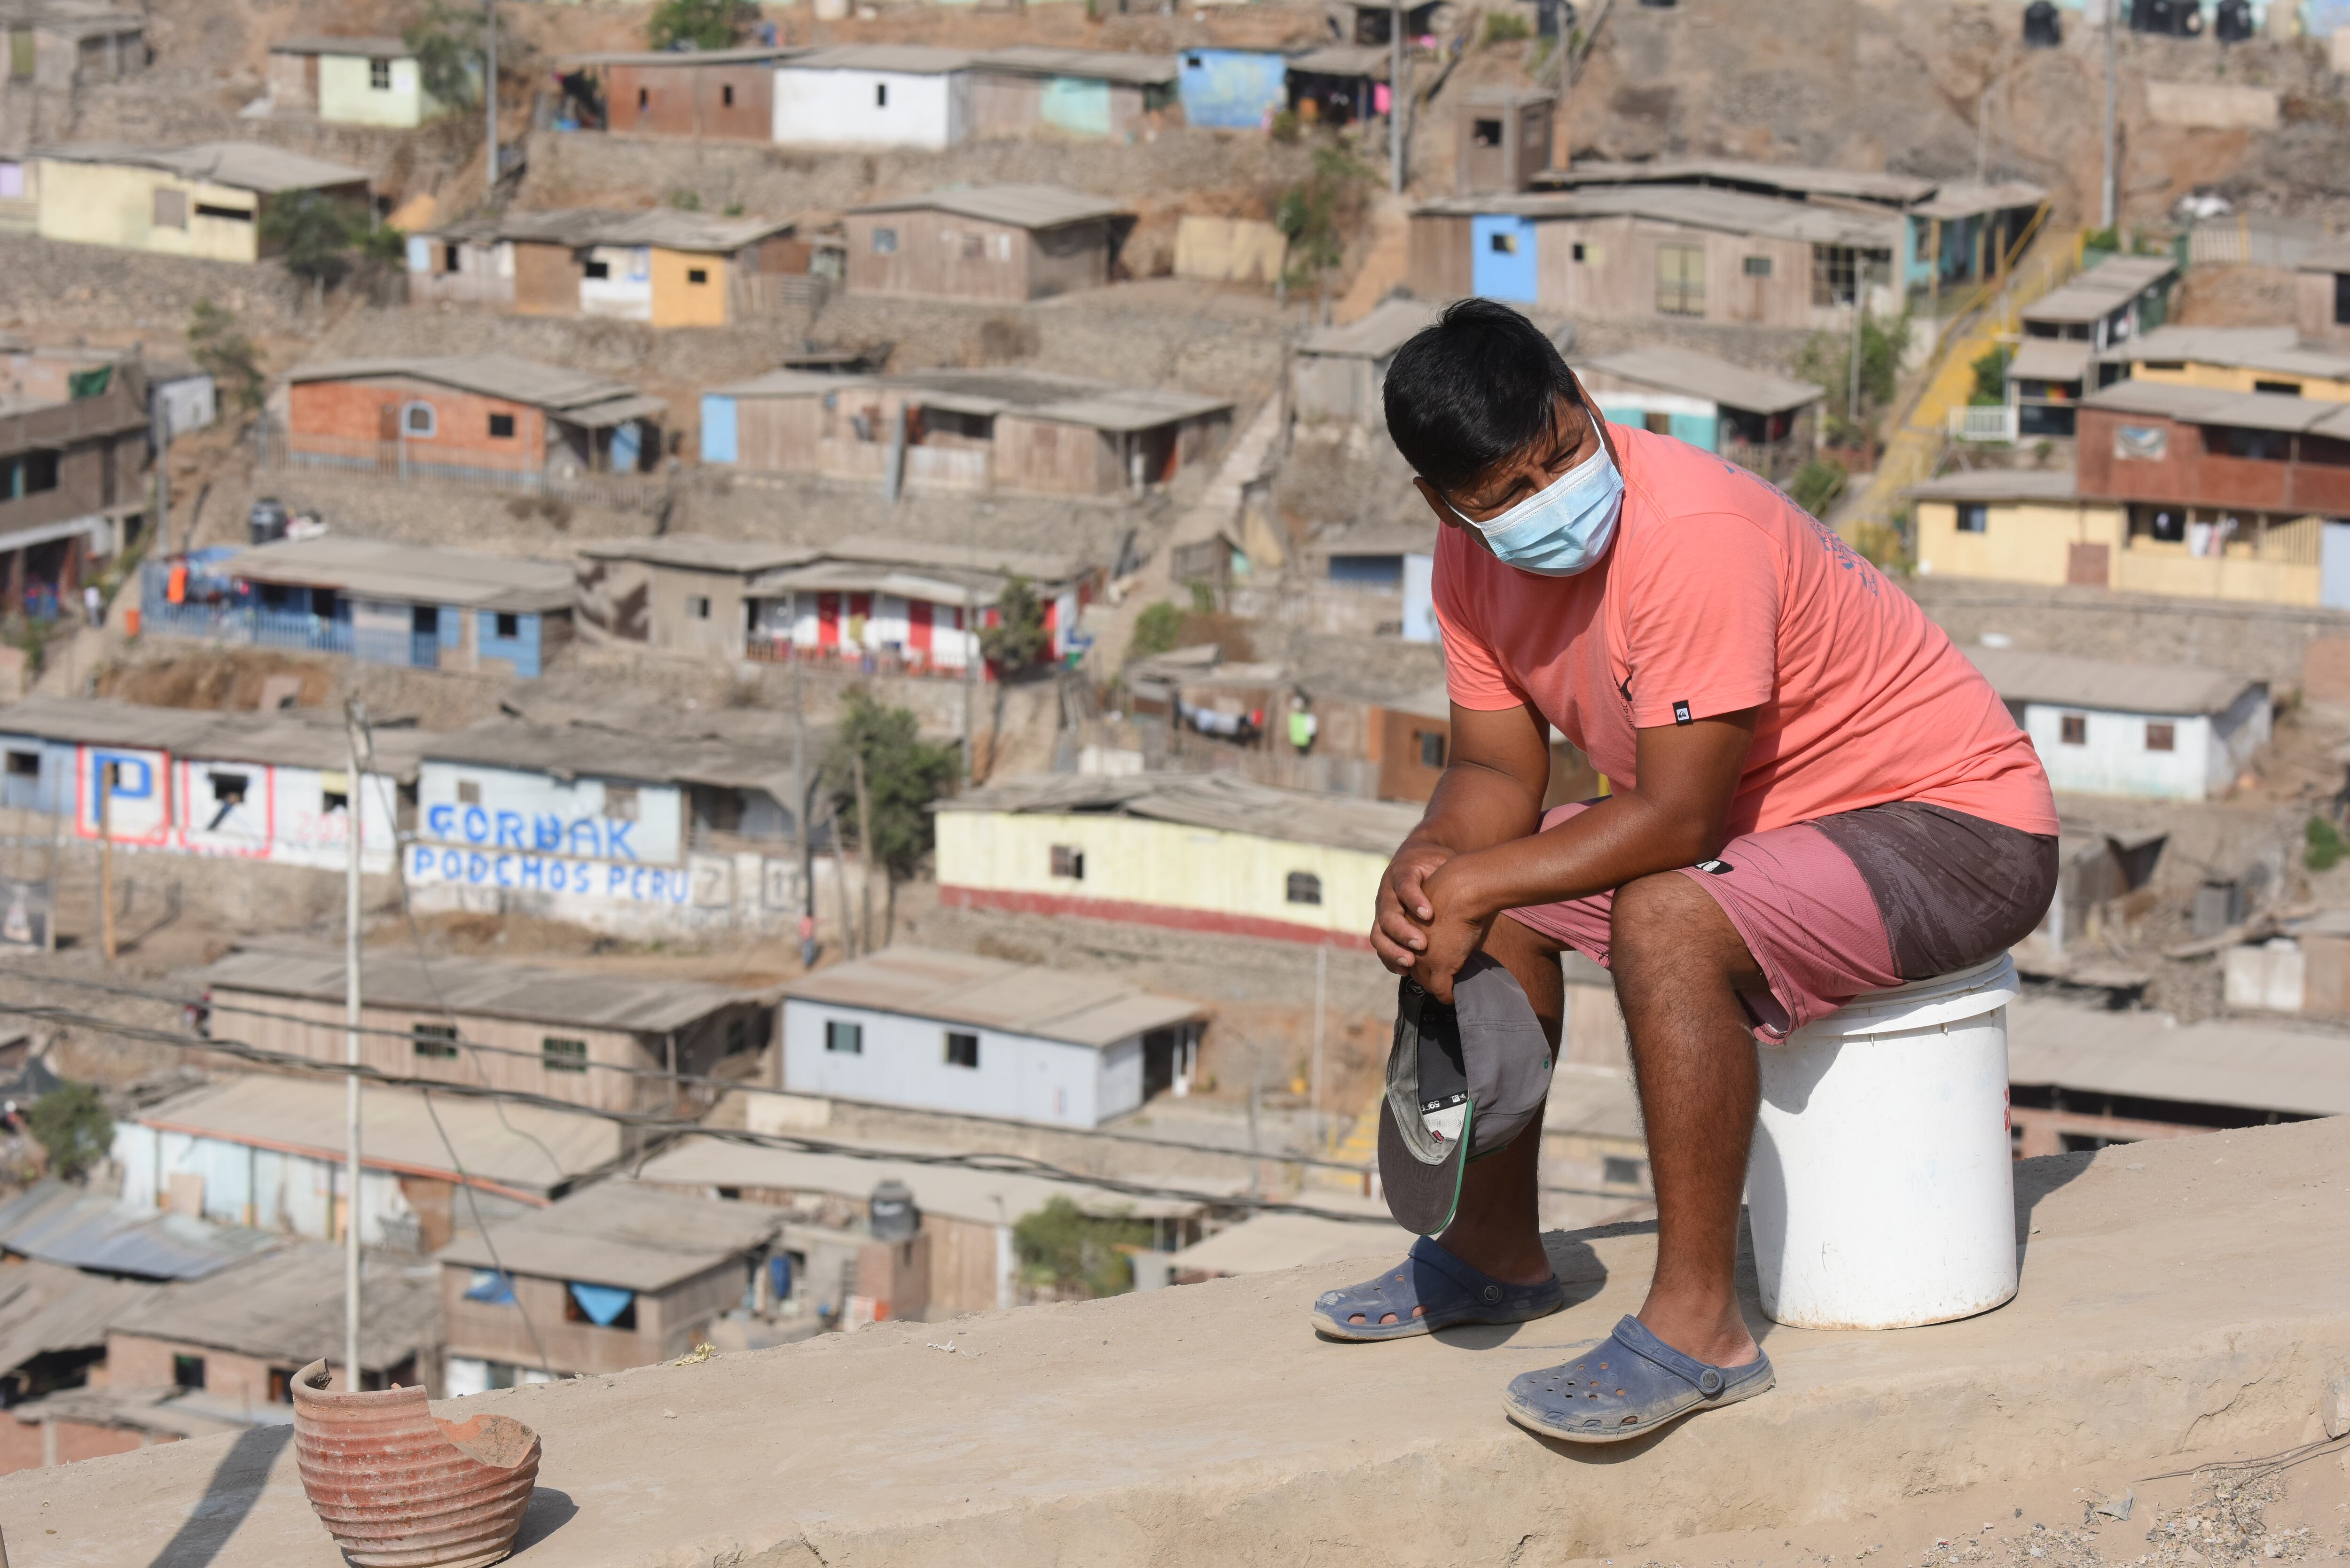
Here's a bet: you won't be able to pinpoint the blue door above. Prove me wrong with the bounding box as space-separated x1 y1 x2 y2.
1471 215 1538 304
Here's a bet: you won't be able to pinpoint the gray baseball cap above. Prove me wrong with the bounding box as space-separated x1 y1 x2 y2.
1377 953 1556 1235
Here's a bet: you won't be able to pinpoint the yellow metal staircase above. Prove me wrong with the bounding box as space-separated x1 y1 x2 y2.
1306 1090 1385 1195
1843 219 2084 549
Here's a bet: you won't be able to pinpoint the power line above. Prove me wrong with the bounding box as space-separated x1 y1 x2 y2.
0 998 1453 1221
2 965 1386 1177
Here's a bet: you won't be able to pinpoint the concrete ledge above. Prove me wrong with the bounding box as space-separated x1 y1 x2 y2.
11 1116 2350 1567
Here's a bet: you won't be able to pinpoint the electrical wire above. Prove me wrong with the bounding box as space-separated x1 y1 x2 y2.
1 965 1393 1177
0 998 1440 1221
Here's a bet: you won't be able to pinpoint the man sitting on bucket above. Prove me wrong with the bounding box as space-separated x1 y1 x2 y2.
1316 299 2058 1444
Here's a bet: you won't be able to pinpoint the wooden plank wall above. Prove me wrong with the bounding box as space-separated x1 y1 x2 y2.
1407 213 1473 297
734 395 826 472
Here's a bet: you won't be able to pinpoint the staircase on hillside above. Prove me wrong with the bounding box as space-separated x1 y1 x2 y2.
1840 224 2083 546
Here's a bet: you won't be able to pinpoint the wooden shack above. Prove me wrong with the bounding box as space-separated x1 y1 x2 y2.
842 185 1128 302
558 46 797 140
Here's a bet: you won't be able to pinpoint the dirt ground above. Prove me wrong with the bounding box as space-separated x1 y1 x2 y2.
1578 1430 2350 1568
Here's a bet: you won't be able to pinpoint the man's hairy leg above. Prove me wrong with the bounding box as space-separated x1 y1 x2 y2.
1610 871 1765 1367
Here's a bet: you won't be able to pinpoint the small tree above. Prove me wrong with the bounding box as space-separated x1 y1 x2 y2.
979 574 1050 674
1793 312 1913 450
1128 601 1185 661
260 192 364 291
1012 1196 1152 1299
188 300 265 416
1788 458 1848 521
1275 144 1372 291
646 0 756 50
823 690 960 945
1968 344 2010 408
403 0 483 109
27 1081 112 1182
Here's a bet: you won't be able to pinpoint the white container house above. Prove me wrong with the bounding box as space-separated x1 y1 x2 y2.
1967 647 2269 801
780 947 1206 1127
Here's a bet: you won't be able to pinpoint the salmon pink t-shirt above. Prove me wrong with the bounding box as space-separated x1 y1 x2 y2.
1434 424 2058 838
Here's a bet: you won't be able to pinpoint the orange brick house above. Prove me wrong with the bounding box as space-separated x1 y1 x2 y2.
279 352 667 482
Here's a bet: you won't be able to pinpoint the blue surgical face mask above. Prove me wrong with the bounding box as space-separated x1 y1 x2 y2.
1444 443 1624 577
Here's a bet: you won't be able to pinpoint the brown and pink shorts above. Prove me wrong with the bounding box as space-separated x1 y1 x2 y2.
1507 800 2058 1042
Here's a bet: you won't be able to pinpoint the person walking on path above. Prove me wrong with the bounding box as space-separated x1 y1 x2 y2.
1312 300 2059 1444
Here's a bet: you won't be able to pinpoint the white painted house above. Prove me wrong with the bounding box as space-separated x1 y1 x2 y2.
780 947 1206 1128
771 45 971 149
1967 647 2269 801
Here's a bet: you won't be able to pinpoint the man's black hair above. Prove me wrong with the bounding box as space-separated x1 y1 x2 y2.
1382 298 1582 495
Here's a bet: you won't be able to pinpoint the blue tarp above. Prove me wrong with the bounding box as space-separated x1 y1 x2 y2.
1178 49 1289 129
569 1281 635 1326
465 1269 517 1305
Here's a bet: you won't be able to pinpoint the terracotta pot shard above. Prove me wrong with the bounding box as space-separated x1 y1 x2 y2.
290 1358 542 1568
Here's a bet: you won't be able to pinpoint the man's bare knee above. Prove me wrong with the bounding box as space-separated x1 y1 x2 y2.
1610 873 1758 988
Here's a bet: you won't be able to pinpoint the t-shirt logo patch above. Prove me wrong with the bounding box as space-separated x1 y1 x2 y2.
1695 858 1733 875
1673 700 1692 725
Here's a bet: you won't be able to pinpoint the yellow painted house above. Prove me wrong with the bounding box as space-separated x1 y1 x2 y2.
1910 467 2324 608
2101 325 2350 405
932 772 1421 946
32 141 371 263
268 36 462 129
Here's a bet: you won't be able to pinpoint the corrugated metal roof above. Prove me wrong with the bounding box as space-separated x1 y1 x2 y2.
783 43 986 73
741 534 1087 592
976 45 1177 84
557 44 805 65
33 141 368 194
1289 44 1392 78
2024 255 2178 324
281 352 650 415
2007 338 2094 383
2007 996 2350 1118
710 364 1225 430
2074 254 2179 293
781 946 1206 1049
1579 346 1825 415
0 696 426 779
2082 378 2350 437
269 34 410 56
934 771 1425 858
185 942 775 1035
135 1077 621 1198
1906 179 2052 220
0 1259 161 1376
1300 298 1440 360
1904 468 2081 502
428 206 799 254
1964 646 2258 716
214 536 576 613
847 184 1127 229
2099 325 2350 381
416 715 803 800
706 367 876 399
0 1182 282 1281
2300 243 2350 274
436 1180 779 1291
638 1134 1221 1225
108 1243 440 1370
1415 185 1902 248
2020 285 2135 325
1534 157 1938 206
573 536 818 572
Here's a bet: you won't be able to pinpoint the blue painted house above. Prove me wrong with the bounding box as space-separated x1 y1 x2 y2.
1177 49 1290 129
142 535 574 678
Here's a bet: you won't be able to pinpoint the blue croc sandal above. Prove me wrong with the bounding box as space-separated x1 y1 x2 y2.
1503 1315 1773 1443
1312 1236 1568 1342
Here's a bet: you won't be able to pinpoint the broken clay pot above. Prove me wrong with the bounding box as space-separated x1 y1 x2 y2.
291 1358 541 1568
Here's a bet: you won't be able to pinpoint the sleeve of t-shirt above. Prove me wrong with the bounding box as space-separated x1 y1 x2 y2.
1433 532 1532 712
1619 511 1780 729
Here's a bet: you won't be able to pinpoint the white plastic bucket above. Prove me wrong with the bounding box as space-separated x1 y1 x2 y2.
1745 953 2019 1331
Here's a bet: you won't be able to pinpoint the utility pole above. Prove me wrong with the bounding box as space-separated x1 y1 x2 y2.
151 387 172 556
1388 0 1406 195
484 0 499 202
793 653 813 968
1976 81 1991 187
342 699 371 1393
2100 0 2118 231
1848 281 1866 455
1311 944 1328 1152
96 761 114 963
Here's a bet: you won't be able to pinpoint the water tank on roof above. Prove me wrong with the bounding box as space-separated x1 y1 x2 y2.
870 1179 919 1242
2214 0 2254 41
2023 0 2062 46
